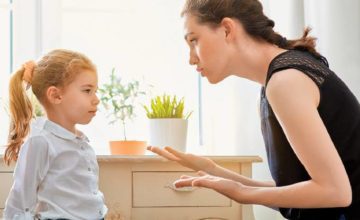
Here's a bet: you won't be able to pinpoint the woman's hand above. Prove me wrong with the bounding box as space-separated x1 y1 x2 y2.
147 146 217 174
174 171 247 203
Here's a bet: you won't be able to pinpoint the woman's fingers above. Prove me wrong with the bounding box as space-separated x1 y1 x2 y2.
150 146 212 172
164 147 202 169
179 171 206 180
174 172 213 188
174 177 197 188
180 174 193 179
174 176 216 189
192 178 215 188
147 146 179 161
173 173 242 203
164 146 187 159
197 170 208 176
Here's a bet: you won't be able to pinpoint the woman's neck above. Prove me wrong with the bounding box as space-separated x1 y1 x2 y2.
232 39 287 86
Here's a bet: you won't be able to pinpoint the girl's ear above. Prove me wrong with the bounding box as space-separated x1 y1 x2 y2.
46 86 62 104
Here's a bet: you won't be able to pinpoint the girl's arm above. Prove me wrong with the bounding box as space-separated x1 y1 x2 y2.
175 69 352 208
147 146 275 187
4 136 50 219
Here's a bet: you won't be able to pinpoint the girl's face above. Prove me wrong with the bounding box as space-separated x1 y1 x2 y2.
58 70 99 126
183 14 232 84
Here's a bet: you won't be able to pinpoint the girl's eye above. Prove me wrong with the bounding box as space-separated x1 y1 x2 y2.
83 89 91 94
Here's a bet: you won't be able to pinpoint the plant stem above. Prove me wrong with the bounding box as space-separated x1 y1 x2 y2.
122 120 127 141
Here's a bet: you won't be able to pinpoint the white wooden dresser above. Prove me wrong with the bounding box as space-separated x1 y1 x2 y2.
0 155 262 220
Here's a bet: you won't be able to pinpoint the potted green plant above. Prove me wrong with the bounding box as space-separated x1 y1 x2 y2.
144 94 192 152
98 68 147 155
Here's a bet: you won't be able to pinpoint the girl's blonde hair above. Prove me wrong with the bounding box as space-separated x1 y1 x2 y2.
4 49 96 165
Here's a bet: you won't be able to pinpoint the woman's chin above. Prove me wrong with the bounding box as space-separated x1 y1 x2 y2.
206 75 224 84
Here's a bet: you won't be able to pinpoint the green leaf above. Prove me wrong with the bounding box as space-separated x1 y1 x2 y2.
98 68 147 139
144 94 192 119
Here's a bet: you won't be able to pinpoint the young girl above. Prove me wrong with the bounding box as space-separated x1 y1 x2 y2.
148 0 360 219
4 49 107 219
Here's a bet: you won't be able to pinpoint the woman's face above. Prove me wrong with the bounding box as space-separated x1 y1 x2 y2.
183 14 232 84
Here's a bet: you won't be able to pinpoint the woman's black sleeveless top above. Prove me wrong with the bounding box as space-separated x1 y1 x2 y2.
260 50 360 220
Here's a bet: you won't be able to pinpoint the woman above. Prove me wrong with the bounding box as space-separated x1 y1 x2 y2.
148 0 360 219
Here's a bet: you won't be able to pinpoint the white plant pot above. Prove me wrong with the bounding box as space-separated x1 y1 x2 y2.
149 118 188 152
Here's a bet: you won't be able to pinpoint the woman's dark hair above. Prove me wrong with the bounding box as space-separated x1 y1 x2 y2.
181 0 321 58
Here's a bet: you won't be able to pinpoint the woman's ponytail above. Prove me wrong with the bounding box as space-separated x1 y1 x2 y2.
4 64 34 165
275 27 321 58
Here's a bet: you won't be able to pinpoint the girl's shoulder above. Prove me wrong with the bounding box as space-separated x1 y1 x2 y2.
17 134 54 166
21 118 56 159
22 134 51 154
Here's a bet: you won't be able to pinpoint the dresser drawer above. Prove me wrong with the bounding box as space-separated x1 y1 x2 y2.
132 171 231 207
0 173 13 209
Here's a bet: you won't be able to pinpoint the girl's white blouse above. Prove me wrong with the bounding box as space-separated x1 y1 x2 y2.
4 119 107 220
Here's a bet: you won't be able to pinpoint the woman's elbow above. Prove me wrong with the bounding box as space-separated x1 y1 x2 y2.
337 193 352 207
333 182 352 207
339 188 352 207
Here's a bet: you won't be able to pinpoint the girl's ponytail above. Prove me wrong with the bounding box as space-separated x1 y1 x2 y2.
4 63 35 165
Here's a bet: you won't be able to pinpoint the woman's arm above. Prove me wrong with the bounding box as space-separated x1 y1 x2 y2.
264 68 352 207
147 146 275 187
175 69 352 208
212 164 275 187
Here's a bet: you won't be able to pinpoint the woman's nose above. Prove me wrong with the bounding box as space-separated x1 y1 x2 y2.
189 50 199 65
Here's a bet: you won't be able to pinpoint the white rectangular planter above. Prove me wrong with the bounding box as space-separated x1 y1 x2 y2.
149 119 188 152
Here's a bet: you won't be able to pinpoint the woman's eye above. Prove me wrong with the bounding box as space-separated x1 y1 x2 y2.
187 38 197 46
83 89 91 94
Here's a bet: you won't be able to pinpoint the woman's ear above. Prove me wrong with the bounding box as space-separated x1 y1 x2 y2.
221 17 246 43
46 86 62 104
221 17 236 40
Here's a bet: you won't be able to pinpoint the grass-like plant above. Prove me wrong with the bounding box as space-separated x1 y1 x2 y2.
98 68 146 140
144 94 192 119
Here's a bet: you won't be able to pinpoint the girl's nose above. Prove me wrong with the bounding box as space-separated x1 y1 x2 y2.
93 94 100 105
